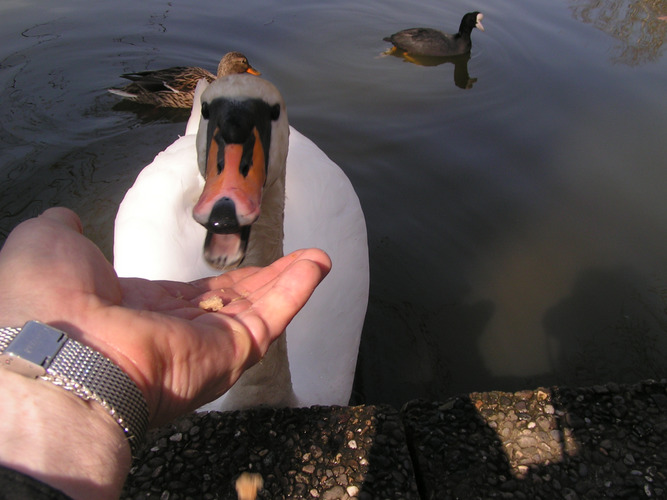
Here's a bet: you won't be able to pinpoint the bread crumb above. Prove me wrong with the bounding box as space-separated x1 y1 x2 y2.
199 295 224 311
235 472 263 500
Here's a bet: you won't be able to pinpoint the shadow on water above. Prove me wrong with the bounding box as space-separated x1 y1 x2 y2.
351 292 496 407
382 49 478 89
354 258 667 409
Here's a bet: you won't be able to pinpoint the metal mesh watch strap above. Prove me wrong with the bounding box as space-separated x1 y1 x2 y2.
0 322 149 456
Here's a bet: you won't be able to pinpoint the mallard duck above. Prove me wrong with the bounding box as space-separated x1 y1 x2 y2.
114 75 369 410
384 11 484 57
108 51 260 108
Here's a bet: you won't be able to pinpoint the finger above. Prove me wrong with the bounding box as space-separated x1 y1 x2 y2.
200 248 331 296
234 252 331 344
192 249 331 318
191 266 264 291
3 207 83 253
38 207 84 234
281 248 332 276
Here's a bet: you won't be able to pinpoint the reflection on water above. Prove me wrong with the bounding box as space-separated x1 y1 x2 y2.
382 50 477 89
111 99 191 123
569 0 666 65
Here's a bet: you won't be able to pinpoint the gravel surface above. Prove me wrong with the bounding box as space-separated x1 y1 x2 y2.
405 379 667 499
122 405 418 499
122 379 667 499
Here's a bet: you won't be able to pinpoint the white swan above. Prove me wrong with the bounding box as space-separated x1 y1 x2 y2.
114 75 369 411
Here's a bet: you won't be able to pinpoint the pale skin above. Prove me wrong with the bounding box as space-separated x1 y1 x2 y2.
0 207 331 499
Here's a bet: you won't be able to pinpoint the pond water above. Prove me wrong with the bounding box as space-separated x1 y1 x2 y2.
1 0 666 407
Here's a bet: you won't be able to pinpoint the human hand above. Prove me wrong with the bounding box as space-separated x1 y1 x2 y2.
0 207 331 426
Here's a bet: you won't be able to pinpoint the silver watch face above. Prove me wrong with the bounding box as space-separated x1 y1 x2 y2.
0 321 67 378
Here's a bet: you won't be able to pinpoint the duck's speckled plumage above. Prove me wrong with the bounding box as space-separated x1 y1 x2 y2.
108 51 260 108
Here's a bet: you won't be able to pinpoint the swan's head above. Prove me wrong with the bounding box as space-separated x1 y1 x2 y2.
193 74 289 270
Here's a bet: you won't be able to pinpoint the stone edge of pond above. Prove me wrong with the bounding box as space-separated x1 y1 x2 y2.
122 378 667 499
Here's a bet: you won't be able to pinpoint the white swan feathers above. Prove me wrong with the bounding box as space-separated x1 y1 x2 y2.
114 75 369 411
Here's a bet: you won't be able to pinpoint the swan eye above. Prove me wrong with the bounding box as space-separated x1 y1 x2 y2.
270 103 280 121
201 102 209 120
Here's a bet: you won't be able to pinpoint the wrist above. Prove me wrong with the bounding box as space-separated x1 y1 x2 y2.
0 368 131 500
0 322 149 455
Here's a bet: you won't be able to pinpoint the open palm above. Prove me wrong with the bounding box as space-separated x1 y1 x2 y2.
0 208 330 426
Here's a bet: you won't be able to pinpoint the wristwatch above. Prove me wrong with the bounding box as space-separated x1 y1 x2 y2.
0 321 149 456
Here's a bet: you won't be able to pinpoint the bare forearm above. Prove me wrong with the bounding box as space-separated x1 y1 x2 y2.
0 369 130 499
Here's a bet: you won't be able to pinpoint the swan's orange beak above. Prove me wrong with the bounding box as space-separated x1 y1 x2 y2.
246 65 261 76
193 126 267 269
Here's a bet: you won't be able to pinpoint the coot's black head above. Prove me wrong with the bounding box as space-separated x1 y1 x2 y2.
460 12 484 35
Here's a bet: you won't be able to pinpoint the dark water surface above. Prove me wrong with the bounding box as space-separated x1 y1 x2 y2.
1 0 666 407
